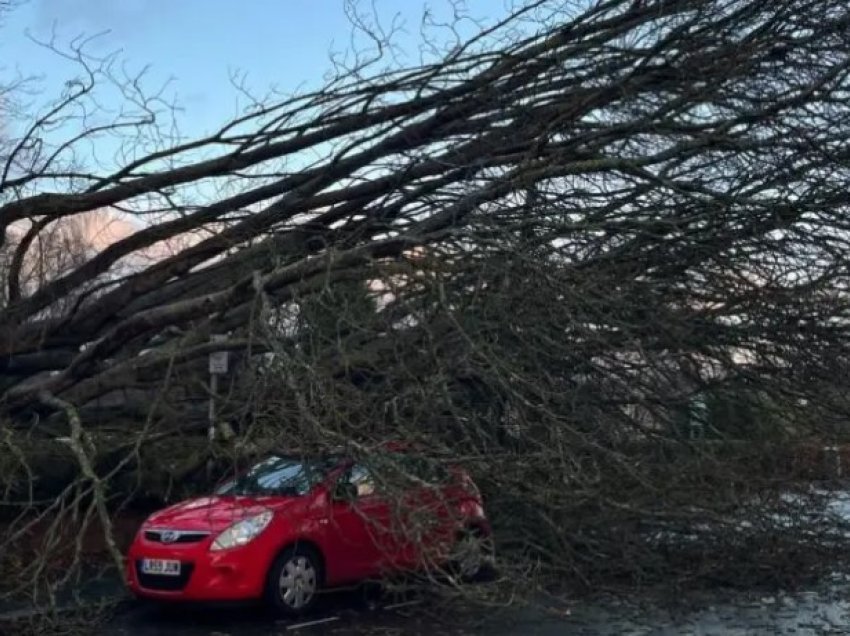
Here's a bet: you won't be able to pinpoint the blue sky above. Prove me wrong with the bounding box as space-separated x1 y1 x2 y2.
3 0 496 139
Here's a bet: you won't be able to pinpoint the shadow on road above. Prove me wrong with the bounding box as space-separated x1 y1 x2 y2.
108 585 500 635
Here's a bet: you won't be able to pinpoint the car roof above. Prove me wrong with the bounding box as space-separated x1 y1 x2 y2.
266 441 422 457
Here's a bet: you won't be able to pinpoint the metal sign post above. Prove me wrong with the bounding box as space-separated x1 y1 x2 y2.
208 373 218 442
208 335 229 442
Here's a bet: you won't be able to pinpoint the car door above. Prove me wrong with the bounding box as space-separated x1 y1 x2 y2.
323 463 396 582
389 456 456 570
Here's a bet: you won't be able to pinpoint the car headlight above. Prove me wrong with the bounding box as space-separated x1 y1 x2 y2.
210 511 273 551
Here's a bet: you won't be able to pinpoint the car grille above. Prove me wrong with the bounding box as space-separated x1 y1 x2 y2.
144 530 209 544
135 560 194 591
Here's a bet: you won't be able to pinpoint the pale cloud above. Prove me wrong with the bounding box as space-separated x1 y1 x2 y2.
4 208 204 295
76 208 137 251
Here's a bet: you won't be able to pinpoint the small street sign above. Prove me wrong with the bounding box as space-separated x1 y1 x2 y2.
209 335 229 374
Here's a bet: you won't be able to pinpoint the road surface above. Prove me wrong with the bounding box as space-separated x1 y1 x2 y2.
5 579 850 635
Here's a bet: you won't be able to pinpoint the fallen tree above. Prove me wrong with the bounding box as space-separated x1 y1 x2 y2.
2 0 850 621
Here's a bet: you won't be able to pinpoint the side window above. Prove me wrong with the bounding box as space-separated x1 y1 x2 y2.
341 464 377 497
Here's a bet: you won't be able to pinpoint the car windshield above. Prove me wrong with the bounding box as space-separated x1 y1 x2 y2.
214 455 339 497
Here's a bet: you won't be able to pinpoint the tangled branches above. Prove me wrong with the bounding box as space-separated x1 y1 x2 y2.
1 0 850 619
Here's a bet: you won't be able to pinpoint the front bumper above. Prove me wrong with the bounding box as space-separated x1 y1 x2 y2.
126 534 273 601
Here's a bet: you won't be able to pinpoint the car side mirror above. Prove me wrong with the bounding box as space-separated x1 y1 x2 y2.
333 481 357 503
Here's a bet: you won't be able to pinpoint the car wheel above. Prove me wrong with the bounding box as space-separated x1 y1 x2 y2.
451 528 495 582
266 545 323 616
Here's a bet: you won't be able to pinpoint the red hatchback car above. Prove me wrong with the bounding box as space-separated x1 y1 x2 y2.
126 451 493 614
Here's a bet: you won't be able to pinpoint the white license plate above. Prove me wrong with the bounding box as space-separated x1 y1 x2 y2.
140 559 181 576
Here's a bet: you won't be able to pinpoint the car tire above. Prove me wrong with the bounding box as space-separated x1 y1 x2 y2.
265 544 324 616
451 527 496 582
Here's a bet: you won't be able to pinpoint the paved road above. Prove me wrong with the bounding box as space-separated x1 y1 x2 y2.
105 588 850 636
102 587 570 636
105 583 850 636
5 578 850 635
0 581 570 636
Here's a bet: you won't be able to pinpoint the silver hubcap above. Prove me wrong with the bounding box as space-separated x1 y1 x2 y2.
278 555 317 609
